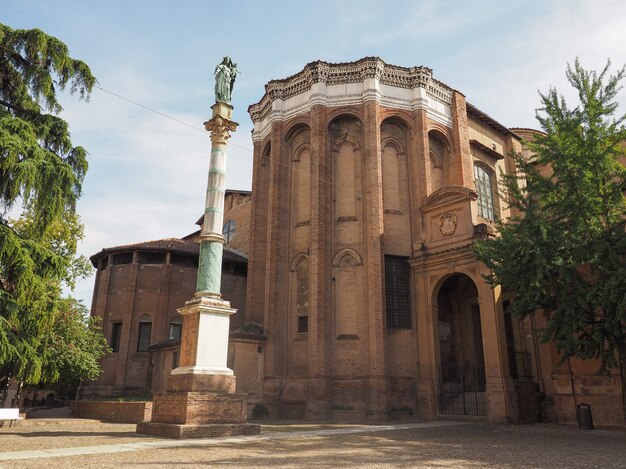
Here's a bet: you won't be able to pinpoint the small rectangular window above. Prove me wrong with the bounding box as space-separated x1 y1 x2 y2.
385 256 412 329
113 252 133 265
168 323 182 341
137 322 152 352
171 254 198 268
297 316 308 333
110 322 122 352
137 252 166 264
172 351 179 369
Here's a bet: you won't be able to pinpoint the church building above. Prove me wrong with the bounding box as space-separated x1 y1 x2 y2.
87 58 624 427
243 57 533 423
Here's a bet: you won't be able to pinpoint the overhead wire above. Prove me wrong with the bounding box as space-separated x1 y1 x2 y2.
1 43 388 199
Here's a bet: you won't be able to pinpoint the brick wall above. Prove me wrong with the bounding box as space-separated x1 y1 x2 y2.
70 401 152 423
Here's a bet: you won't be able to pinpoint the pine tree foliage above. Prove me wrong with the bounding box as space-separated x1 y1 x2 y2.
474 60 626 421
0 23 102 398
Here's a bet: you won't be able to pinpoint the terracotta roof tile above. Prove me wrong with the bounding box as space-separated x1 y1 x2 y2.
90 238 199 263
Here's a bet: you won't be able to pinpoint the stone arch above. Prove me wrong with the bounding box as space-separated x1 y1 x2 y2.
287 253 309 375
326 109 364 133
135 312 153 322
428 129 451 194
381 113 414 134
427 129 450 168
432 272 487 415
287 126 311 231
292 143 310 162
380 132 405 212
381 137 404 156
289 253 309 331
332 248 363 267
283 120 310 142
430 269 481 306
381 119 411 250
260 140 271 166
290 252 309 271
332 248 363 340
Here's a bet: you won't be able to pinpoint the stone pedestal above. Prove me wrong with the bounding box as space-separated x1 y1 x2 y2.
136 297 259 438
136 385 258 438
136 307 259 438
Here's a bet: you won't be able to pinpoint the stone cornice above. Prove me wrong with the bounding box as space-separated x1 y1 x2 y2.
248 57 457 140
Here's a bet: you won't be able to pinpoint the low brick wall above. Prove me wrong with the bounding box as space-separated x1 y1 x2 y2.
70 401 152 423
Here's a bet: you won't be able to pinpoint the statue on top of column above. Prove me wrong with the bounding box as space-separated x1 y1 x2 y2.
214 57 239 104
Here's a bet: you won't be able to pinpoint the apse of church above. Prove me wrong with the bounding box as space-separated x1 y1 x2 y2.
245 57 540 423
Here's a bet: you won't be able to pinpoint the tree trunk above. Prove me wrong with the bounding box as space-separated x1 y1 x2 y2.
618 346 626 426
14 381 23 408
0 374 11 406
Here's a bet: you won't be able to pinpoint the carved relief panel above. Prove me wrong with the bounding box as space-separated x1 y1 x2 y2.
330 117 362 227
381 121 411 256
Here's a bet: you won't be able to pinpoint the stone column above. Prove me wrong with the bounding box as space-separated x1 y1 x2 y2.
136 102 259 439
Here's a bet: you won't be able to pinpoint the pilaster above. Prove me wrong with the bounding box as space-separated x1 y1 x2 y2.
449 92 474 187
413 261 438 420
306 103 331 419
362 100 389 419
245 139 269 326
411 109 430 249
476 274 519 423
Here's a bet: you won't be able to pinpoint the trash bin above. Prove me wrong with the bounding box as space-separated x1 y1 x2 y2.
577 403 594 430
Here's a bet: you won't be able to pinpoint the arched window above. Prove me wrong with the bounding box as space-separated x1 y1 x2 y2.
137 321 152 352
222 219 236 243
474 165 495 221
168 322 182 341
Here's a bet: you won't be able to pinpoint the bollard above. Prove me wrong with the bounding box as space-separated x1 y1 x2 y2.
577 403 594 430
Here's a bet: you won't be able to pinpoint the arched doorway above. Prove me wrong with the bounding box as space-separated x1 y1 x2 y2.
437 274 487 415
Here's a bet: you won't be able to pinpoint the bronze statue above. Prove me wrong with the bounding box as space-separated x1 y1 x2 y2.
214 57 239 104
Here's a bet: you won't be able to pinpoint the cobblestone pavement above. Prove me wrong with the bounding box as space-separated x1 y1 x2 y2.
1 420 625 468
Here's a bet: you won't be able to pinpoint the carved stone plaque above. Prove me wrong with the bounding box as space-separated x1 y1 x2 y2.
439 212 458 236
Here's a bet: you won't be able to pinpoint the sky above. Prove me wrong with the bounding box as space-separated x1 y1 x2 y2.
3 0 626 308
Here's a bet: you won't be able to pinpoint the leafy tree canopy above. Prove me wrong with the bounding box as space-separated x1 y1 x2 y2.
474 59 626 421
0 23 102 399
37 298 109 398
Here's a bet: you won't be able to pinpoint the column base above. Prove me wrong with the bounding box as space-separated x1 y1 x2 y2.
167 373 236 393
137 373 258 439
416 378 437 420
486 375 518 424
136 421 259 439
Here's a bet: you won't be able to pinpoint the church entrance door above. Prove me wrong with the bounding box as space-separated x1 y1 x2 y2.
436 274 487 416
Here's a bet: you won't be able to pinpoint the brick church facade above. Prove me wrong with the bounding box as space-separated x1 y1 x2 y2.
87 58 624 426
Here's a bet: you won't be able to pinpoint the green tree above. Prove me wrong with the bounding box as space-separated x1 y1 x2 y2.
37 298 109 399
474 60 626 423
0 23 100 403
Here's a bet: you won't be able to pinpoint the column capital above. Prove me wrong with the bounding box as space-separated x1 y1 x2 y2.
204 114 239 145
